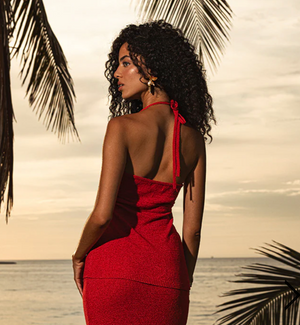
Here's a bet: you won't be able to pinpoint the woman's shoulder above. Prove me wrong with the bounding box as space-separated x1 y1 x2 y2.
116 111 203 143
113 113 149 141
182 120 204 141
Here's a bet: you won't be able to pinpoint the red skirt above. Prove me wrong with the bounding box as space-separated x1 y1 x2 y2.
83 278 190 325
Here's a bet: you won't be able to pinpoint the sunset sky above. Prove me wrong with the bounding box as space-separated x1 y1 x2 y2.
0 0 299 259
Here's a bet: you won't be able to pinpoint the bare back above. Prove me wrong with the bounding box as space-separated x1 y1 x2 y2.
123 104 203 185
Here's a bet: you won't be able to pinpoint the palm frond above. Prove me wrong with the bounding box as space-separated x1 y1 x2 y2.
214 240 300 325
131 0 233 73
0 0 17 223
11 0 80 143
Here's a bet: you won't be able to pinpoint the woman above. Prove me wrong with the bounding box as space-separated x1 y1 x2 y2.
72 20 215 325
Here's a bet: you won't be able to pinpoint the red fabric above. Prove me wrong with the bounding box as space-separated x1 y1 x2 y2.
83 278 189 325
82 101 190 323
83 172 190 290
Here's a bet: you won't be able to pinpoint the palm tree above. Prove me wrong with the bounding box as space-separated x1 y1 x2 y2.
132 0 233 73
214 240 300 325
0 0 80 223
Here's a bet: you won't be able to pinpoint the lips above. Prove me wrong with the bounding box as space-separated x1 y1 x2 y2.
118 84 124 90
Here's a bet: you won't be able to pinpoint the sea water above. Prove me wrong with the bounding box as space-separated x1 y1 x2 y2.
0 258 289 325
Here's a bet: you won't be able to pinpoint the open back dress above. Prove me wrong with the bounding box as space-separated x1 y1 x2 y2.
82 100 191 325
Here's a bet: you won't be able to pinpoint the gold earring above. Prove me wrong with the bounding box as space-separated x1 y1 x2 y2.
148 76 157 94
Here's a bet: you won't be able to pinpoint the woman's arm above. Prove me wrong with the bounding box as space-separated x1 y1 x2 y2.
182 134 206 288
73 213 111 261
73 117 127 261
182 231 200 288
72 117 128 296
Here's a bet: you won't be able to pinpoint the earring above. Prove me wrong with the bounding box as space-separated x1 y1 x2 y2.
148 76 157 94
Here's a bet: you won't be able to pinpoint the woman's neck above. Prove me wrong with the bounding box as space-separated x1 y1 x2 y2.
141 90 170 110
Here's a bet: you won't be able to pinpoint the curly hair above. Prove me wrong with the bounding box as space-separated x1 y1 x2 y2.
104 19 216 142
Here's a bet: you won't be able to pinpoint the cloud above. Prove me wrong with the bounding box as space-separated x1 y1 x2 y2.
205 185 300 222
286 180 300 185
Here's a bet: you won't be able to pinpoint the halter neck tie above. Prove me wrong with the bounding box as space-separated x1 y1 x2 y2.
170 100 186 189
141 100 186 189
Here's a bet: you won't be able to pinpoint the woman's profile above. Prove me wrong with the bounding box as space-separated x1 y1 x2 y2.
72 19 215 325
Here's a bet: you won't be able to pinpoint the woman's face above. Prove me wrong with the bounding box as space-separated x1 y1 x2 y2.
113 42 148 100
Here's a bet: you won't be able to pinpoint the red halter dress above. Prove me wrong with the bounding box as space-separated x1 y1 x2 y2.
82 100 190 325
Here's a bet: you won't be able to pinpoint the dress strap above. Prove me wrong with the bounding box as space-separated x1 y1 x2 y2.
140 100 186 189
170 100 186 189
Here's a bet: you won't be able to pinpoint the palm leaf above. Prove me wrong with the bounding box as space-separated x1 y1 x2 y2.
131 0 233 73
213 240 300 325
0 0 16 223
11 0 80 143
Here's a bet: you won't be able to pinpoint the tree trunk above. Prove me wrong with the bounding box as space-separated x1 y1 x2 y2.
0 0 16 223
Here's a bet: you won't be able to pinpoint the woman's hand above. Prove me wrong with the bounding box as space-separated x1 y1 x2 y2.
72 254 85 297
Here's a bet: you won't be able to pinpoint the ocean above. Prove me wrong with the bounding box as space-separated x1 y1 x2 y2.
0 257 288 325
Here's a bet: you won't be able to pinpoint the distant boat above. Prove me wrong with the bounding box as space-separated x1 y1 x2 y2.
0 261 16 264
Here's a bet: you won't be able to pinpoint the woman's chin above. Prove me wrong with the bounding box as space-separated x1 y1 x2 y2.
120 92 129 99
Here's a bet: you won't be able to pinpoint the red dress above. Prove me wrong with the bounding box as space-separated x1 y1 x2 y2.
82 100 190 325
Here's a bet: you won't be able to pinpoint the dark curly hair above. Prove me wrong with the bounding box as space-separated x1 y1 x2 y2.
104 19 216 142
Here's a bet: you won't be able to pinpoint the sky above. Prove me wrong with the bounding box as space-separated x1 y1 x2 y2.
0 0 299 259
